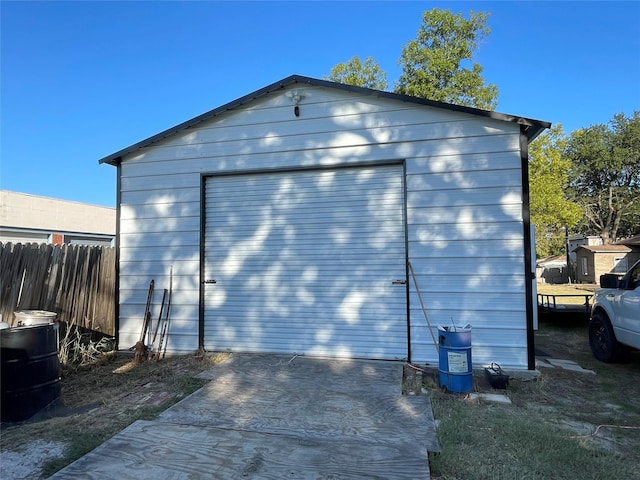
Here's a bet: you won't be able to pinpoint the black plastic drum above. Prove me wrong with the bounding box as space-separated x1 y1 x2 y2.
1 324 61 422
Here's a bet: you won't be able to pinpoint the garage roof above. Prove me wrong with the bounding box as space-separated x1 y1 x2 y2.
99 74 551 166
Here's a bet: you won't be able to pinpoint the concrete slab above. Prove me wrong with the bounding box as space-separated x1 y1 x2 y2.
546 358 579 366
545 358 596 374
469 393 512 405
536 358 555 368
50 354 439 479
556 363 596 374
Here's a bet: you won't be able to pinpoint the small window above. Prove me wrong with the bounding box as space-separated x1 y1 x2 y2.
581 257 588 275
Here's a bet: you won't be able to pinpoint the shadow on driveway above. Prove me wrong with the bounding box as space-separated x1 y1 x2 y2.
50 354 439 479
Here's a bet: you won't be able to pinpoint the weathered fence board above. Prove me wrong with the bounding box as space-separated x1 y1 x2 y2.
0 242 115 335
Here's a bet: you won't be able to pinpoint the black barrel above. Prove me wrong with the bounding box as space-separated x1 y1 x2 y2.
1 324 61 422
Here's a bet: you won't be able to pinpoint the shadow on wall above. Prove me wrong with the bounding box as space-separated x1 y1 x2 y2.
115 90 527 362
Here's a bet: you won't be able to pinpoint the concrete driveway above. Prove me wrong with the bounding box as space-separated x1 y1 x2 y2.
49 354 440 479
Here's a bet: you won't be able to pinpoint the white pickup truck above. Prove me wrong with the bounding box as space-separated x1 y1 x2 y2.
589 259 640 362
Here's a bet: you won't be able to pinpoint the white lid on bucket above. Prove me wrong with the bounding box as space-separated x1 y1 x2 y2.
14 310 58 326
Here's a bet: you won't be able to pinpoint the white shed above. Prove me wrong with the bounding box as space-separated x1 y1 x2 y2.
100 75 549 369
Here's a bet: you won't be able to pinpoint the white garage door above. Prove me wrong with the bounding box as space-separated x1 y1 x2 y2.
203 165 407 360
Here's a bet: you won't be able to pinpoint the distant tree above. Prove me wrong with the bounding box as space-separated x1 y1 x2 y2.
528 125 583 258
395 9 498 110
324 56 388 90
566 112 640 243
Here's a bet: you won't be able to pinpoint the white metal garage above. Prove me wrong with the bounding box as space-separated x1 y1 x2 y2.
100 75 550 369
203 165 408 359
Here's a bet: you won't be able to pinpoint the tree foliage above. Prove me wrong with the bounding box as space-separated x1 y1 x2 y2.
565 111 640 243
395 9 498 110
324 9 498 109
324 56 388 90
528 125 583 258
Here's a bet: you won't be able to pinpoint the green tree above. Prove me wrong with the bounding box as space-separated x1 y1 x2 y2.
324 56 388 90
395 9 498 110
566 112 640 243
528 125 583 258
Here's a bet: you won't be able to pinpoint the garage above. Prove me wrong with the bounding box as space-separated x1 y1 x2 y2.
203 165 408 360
100 74 549 369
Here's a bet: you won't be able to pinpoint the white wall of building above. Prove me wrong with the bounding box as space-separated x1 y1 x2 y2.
116 85 530 368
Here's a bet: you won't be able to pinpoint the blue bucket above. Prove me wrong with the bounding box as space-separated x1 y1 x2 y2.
438 326 473 393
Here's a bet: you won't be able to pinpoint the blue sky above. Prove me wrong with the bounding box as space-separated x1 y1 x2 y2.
2 1 639 207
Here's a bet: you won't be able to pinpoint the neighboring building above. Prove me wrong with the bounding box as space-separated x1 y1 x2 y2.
99 75 549 369
536 255 568 284
615 234 640 269
574 244 633 284
0 190 115 246
566 234 603 281
567 235 603 263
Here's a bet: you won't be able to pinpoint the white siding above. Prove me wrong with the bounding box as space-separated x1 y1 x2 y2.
117 85 529 368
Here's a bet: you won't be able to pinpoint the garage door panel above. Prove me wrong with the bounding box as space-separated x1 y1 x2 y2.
204 211 402 229
204 165 407 360
207 319 407 358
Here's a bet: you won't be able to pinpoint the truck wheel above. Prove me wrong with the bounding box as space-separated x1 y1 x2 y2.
589 312 627 363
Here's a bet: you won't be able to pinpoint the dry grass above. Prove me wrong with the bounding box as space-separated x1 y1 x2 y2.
421 320 640 480
536 283 596 295
0 351 228 478
536 283 597 305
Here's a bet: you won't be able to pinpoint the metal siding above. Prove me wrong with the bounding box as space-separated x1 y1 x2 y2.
118 188 201 353
99 75 548 165
203 165 407 360
406 146 528 368
115 84 532 367
121 134 519 168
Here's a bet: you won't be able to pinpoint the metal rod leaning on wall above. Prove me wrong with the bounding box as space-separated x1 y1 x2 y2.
408 261 438 353
134 279 154 363
149 289 167 357
155 265 172 360
140 280 154 343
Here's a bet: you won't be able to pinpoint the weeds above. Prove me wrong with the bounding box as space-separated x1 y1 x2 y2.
38 363 210 478
58 322 115 367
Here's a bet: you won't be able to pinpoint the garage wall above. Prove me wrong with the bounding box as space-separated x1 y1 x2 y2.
118 85 527 367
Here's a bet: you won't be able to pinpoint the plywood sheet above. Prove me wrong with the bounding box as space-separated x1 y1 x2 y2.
50 354 438 479
51 419 429 479
167 354 439 452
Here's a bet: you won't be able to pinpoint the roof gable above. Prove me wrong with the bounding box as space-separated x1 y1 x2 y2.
98 74 551 166
574 244 632 253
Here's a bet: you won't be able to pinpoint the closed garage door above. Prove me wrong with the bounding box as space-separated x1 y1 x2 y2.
203 165 407 360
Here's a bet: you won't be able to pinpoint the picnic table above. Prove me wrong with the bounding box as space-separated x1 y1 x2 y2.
537 293 593 315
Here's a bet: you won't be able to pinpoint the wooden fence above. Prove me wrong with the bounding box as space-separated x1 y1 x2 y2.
0 242 116 335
